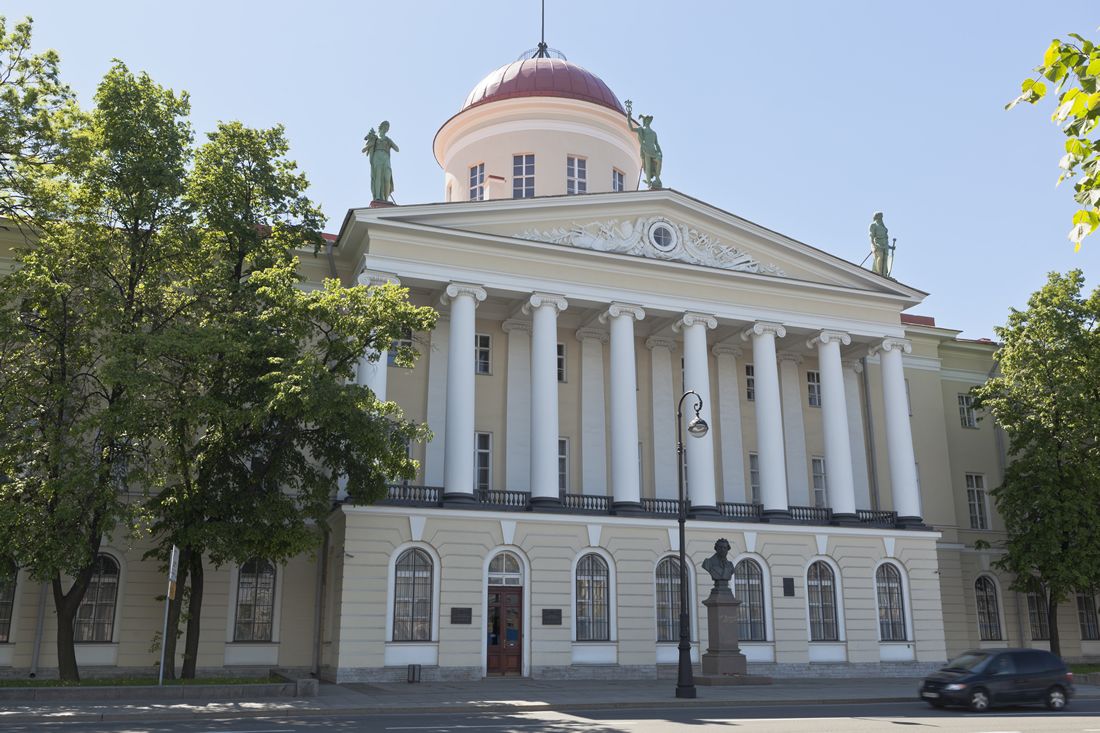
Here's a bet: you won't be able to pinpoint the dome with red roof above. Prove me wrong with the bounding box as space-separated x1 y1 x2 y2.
461 57 625 115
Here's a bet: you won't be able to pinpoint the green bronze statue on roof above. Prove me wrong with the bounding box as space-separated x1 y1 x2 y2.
625 100 662 189
869 211 895 277
363 120 399 203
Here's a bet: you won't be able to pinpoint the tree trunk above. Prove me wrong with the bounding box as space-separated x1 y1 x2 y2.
1048 596 1061 658
161 546 192 681
50 567 95 683
181 551 204 679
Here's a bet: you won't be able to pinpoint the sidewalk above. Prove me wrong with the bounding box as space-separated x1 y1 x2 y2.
2 677 1098 723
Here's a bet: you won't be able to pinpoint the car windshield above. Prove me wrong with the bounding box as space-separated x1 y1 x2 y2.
942 652 989 672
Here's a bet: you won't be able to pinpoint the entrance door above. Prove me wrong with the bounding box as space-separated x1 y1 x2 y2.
486 585 522 675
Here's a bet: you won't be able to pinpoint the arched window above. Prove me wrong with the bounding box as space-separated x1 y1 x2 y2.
0 560 16 643
74 554 119 643
393 548 433 641
875 563 907 641
576 553 610 641
234 559 276 642
488 552 523 586
807 561 838 641
975 576 1002 641
735 558 767 641
655 556 682 642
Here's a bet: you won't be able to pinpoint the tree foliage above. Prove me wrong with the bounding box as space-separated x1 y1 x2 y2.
973 270 1100 656
1008 33 1100 249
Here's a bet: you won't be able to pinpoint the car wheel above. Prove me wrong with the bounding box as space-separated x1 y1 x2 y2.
1045 686 1067 710
968 688 990 712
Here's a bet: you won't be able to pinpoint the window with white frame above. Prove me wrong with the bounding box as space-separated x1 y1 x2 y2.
807 370 822 407
388 327 414 366
811 457 828 509
488 552 523 586
566 155 587 194
966 473 989 530
612 168 625 192
557 343 566 382
558 437 569 495
958 393 978 428
0 560 15 643
745 364 755 401
475 333 492 375
512 154 535 198
575 553 610 641
1077 593 1100 641
234 559 276 642
393 548 433 641
74 554 119 643
474 432 492 493
748 452 761 504
469 162 485 201
735 558 767 641
807 561 838 641
975 576 1002 641
1027 591 1050 640
655 556 682 642
875 564 907 641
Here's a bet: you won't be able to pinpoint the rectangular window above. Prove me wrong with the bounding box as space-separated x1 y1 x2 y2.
474 432 492 493
387 327 414 367
566 155 587 194
558 438 569 495
1027 591 1050 640
1077 593 1100 641
612 168 625 192
745 364 755 401
807 370 822 408
512 154 535 198
557 343 567 382
966 473 988 530
958 393 978 428
468 162 485 201
748 452 760 504
811 456 827 508
475 333 492 375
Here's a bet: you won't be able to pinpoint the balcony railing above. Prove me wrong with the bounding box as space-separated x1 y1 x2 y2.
717 502 763 520
382 484 442 506
640 497 684 515
857 509 898 526
789 505 833 523
562 493 611 512
477 489 530 508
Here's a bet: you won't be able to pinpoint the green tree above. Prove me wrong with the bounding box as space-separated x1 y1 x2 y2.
145 121 435 678
1008 33 1100 249
973 270 1100 657
0 62 191 681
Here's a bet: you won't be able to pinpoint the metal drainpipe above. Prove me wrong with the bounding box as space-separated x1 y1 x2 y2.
325 239 338 279
860 356 881 510
29 581 47 677
312 524 330 678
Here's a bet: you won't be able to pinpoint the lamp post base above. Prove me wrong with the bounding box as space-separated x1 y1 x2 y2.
675 685 697 698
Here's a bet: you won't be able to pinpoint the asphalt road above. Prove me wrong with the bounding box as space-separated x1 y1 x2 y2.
9 699 1100 733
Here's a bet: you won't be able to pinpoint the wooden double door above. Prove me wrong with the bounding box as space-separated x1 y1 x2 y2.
486 585 522 675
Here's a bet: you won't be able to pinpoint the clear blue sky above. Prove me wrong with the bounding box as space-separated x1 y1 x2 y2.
8 1 1098 338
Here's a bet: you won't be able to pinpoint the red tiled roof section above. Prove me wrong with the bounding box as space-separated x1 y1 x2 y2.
900 314 936 327
461 58 625 115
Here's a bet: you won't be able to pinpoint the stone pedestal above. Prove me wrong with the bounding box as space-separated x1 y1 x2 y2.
696 584 772 686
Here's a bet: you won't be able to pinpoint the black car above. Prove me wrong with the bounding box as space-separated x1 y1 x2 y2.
919 648 1075 711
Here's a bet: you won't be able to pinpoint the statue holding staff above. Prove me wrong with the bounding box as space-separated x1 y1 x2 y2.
625 100 663 189
868 211 894 277
363 120 399 203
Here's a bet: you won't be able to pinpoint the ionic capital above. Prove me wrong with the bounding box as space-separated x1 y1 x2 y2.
672 311 718 332
842 359 864 374
502 318 532 335
599 302 646 324
440 282 487 306
868 337 913 357
807 329 852 350
522 292 568 316
644 336 677 352
741 321 786 341
357 269 401 288
711 343 743 358
575 327 609 343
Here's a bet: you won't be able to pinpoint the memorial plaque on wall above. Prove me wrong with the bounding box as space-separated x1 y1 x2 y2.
450 607 473 624
782 577 795 597
542 608 563 625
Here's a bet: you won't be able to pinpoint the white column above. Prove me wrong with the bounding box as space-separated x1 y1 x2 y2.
577 327 609 496
843 359 872 510
525 293 568 507
874 337 923 524
600 302 645 511
713 344 746 504
741 322 789 518
423 318 449 487
778 352 809 506
355 271 400 400
646 337 678 500
441 282 486 501
674 312 719 513
809 330 856 519
503 319 532 492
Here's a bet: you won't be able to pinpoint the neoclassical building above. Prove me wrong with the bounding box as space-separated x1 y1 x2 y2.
2 51 1098 680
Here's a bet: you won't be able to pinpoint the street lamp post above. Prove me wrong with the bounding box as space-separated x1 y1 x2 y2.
675 389 709 699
